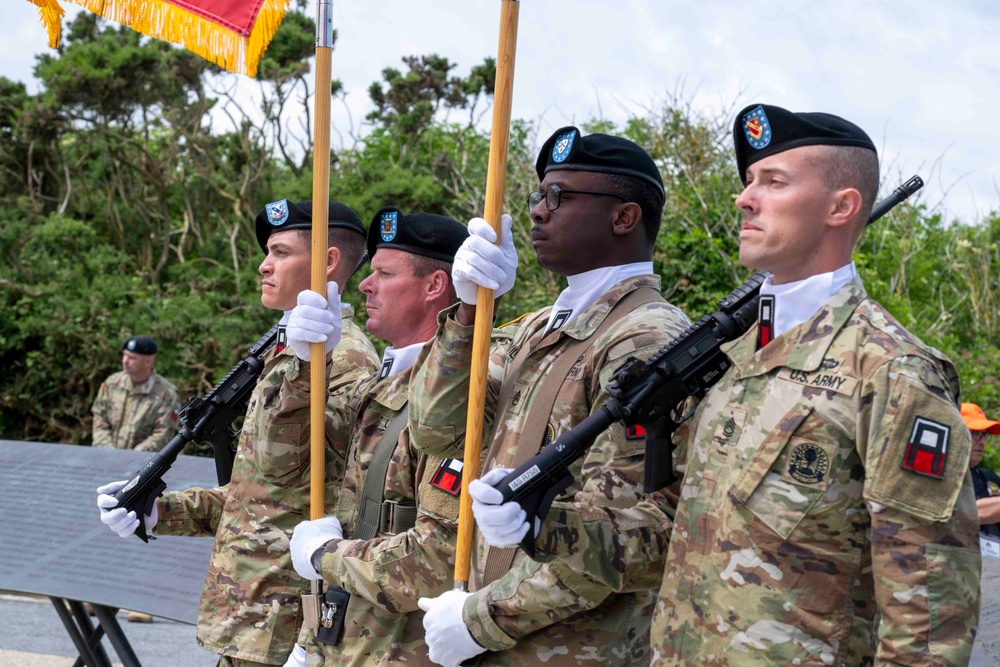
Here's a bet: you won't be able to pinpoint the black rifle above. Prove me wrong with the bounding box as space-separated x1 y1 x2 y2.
111 324 279 542
492 176 924 554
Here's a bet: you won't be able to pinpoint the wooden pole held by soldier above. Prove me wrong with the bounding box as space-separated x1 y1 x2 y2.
305 0 334 624
454 0 520 591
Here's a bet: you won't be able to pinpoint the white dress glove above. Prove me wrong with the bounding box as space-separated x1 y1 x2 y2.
282 643 308 667
452 214 518 305
290 516 343 580
96 480 158 538
287 281 343 362
469 467 531 548
418 590 485 667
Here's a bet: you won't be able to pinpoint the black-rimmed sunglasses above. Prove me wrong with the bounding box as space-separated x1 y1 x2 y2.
526 184 631 211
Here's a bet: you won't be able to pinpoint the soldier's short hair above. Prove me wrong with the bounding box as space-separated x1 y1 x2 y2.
407 254 458 304
813 145 880 221
298 227 369 276
602 172 665 247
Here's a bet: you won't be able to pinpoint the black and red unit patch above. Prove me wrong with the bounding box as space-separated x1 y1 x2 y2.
275 324 287 354
757 295 775 350
430 458 464 496
902 416 951 479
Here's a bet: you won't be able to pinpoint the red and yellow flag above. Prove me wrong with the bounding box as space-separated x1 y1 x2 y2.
28 0 290 77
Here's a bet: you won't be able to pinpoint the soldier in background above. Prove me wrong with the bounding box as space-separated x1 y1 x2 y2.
282 209 471 666
411 128 691 666
91 335 180 452
96 199 379 667
651 104 980 665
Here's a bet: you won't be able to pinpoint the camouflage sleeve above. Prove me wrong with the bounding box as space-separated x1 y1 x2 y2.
91 382 113 447
408 306 504 459
133 387 180 452
463 556 612 651
156 485 228 537
463 424 670 651
528 334 686 593
861 355 981 664
315 449 459 613
466 334 683 644
325 326 380 460
256 351 373 492
534 497 672 594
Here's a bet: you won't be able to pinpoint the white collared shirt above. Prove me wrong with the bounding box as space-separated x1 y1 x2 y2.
760 262 858 339
377 342 425 381
543 262 654 335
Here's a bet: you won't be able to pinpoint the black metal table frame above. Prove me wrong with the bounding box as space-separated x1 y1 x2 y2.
49 597 142 667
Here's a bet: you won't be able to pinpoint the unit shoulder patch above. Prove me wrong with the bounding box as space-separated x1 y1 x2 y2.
430 457 463 496
901 416 950 479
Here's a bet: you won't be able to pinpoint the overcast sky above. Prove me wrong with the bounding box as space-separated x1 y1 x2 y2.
3 0 997 223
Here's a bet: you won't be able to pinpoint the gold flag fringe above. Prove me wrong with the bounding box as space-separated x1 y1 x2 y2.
29 0 66 48
64 0 290 77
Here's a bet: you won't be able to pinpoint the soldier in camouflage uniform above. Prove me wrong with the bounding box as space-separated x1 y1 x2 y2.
282 209 471 666
97 200 379 667
411 128 691 666
92 335 180 452
650 104 981 665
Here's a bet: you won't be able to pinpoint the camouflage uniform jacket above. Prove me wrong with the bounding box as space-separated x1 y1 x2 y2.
91 370 180 451
410 275 691 666
301 344 469 666
651 277 981 666
155 313 378 665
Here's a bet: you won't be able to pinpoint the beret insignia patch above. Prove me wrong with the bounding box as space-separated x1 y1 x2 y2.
551 129 576 163
380 210 398 242
742 105 772 150
265 199 289 226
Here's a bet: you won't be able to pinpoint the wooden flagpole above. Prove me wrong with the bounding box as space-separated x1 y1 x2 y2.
309 0 334 599
454 0 520 592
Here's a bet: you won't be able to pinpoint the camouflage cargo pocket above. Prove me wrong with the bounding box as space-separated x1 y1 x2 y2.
729 404 819 539
252 422 305 482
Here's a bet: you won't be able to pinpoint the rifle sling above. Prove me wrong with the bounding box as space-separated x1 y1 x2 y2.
480 287 662 587
352 404 411 541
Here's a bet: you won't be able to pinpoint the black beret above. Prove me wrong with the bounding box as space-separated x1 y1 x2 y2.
734 104 877 182
123 335 156 356
535 126 665 203
254 199 365 253
367 207 468 263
